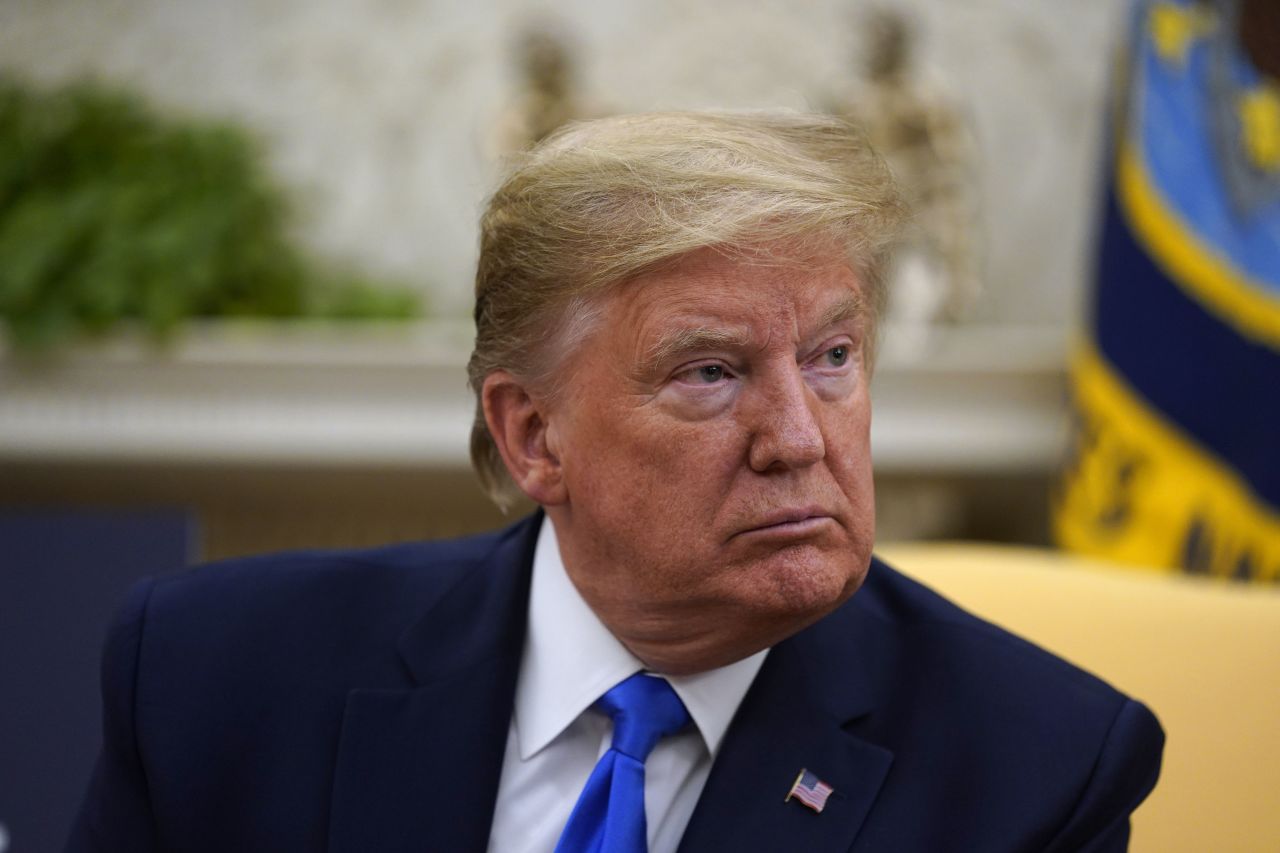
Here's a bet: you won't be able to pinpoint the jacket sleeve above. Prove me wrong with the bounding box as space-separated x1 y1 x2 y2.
1044 697 1166 853
64 577 160 853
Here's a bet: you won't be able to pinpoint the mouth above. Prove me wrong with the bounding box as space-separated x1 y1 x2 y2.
732 508 835 540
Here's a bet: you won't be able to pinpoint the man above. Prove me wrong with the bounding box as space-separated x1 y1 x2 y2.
68 112 1163 852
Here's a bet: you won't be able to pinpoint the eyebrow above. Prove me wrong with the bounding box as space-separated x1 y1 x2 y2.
639 325 752 376
816 294 867 333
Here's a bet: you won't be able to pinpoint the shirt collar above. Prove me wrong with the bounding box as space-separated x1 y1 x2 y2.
514 515 768 761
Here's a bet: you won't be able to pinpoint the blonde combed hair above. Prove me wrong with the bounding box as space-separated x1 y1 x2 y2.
468 110 907 508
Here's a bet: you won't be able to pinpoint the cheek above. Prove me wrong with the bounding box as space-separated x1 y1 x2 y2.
825 399 875 499
629 422 742 513
572 416 743 539
830 410 872 478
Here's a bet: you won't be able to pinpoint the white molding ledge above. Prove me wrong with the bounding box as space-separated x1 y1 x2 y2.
0 320 1069 475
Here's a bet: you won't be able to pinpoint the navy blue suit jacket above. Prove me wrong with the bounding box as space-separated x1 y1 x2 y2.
67 514 1163 852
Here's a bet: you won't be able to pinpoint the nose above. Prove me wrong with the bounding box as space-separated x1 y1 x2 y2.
746 366 826 472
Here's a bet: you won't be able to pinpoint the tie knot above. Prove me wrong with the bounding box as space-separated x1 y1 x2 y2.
596 673 691 762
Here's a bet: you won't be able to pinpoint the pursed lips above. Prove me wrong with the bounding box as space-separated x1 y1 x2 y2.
731 507 834 539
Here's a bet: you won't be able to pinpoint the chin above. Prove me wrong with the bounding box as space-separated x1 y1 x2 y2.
745 545 868 623
628 556 866 676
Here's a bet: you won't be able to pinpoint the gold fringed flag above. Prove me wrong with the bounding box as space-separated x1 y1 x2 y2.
1055 0 1280 582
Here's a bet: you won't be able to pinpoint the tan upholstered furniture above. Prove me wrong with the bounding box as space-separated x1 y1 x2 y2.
877 543 1280 853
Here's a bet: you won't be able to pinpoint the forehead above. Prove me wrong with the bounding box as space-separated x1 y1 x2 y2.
604 244 865 339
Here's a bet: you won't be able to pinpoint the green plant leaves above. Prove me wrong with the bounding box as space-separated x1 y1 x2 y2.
0 75 421 350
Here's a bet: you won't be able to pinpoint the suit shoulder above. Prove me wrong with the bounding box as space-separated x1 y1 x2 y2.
833 557 1163 848
858 555 1133 703
121 517 536 661
98 516 538 714
147 522 518 612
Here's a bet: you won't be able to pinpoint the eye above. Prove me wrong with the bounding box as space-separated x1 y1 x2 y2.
673 362 731 386
825 345 850 367
693 364 726 384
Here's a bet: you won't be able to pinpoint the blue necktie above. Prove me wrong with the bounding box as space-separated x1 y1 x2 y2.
554 673 692 853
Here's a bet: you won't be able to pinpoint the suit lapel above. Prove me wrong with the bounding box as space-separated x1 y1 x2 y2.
327 520 896 852
327 516 539 853
677 587 895 853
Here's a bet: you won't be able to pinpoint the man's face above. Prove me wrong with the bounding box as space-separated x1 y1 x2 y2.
542 242 876 675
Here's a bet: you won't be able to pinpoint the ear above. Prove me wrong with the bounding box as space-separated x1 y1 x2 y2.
481 371 568 506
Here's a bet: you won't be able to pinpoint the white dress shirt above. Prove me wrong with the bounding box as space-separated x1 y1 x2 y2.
486 516 767 853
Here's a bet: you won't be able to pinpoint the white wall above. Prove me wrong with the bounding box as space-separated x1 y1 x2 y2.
0 0 1130 323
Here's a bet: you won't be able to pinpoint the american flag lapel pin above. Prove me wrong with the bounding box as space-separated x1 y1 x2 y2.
784 768 834 813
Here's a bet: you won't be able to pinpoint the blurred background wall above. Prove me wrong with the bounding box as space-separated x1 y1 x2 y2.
0 0 1125 324
0 0 1129 559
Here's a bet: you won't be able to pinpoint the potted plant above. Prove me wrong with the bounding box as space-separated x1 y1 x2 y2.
0 74 421 351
